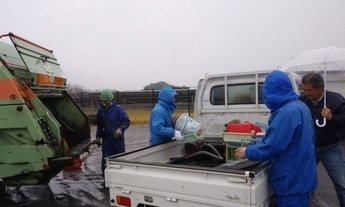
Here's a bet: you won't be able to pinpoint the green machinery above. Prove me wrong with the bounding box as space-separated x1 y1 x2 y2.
0 33 92 185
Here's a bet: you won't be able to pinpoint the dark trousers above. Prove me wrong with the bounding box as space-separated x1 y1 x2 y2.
101 136 125 178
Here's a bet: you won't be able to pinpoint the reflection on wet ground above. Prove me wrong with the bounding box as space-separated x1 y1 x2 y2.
49 146 109 207
0 145 110 207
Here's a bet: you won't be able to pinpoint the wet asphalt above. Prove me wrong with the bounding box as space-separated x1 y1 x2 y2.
0 124 341 207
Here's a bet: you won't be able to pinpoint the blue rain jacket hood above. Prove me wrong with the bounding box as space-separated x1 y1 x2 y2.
149 87 178 145
246 70 317 199
158 86 177 113
263 70 298 111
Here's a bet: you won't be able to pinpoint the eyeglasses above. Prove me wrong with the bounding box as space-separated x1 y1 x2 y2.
301 88 315 93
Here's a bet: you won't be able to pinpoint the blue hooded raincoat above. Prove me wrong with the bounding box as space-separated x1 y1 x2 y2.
246 70 317 205
149 86 177 145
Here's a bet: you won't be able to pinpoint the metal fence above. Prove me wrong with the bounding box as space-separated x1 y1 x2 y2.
70 88 196 115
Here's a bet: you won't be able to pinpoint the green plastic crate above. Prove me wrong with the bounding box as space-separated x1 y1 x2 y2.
223 132 255 161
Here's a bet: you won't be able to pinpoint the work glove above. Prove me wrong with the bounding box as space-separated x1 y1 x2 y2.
114 128 123 138
95 137 102 147
174 130 183 141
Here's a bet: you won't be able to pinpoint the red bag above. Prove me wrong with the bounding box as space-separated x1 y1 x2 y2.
225 121 262 134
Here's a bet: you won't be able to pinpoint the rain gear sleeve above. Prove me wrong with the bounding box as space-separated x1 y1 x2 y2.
149 86 178 145
245 70 317 199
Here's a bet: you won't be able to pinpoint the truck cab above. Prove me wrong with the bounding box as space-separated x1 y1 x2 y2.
194 70 302 134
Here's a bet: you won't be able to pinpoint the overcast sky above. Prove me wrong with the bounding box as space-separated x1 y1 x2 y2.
2 0 345 91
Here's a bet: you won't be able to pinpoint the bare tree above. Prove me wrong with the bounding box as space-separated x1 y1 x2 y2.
66 83 90 93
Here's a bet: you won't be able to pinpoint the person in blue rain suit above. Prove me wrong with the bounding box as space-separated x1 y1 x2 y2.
96 89 130 180
149 86 183 145
235 70 317 207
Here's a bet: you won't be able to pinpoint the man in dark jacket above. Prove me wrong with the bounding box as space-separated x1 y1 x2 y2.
300 72 345 207
96 89 130 180
235 70 317 206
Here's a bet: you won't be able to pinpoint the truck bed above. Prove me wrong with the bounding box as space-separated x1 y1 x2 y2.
107 138 267 174
105 137 271 207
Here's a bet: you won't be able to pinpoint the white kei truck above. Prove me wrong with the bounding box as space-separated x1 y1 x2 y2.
105 70 302 207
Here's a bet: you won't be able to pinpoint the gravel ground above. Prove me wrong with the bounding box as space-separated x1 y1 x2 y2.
0 124 340 207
